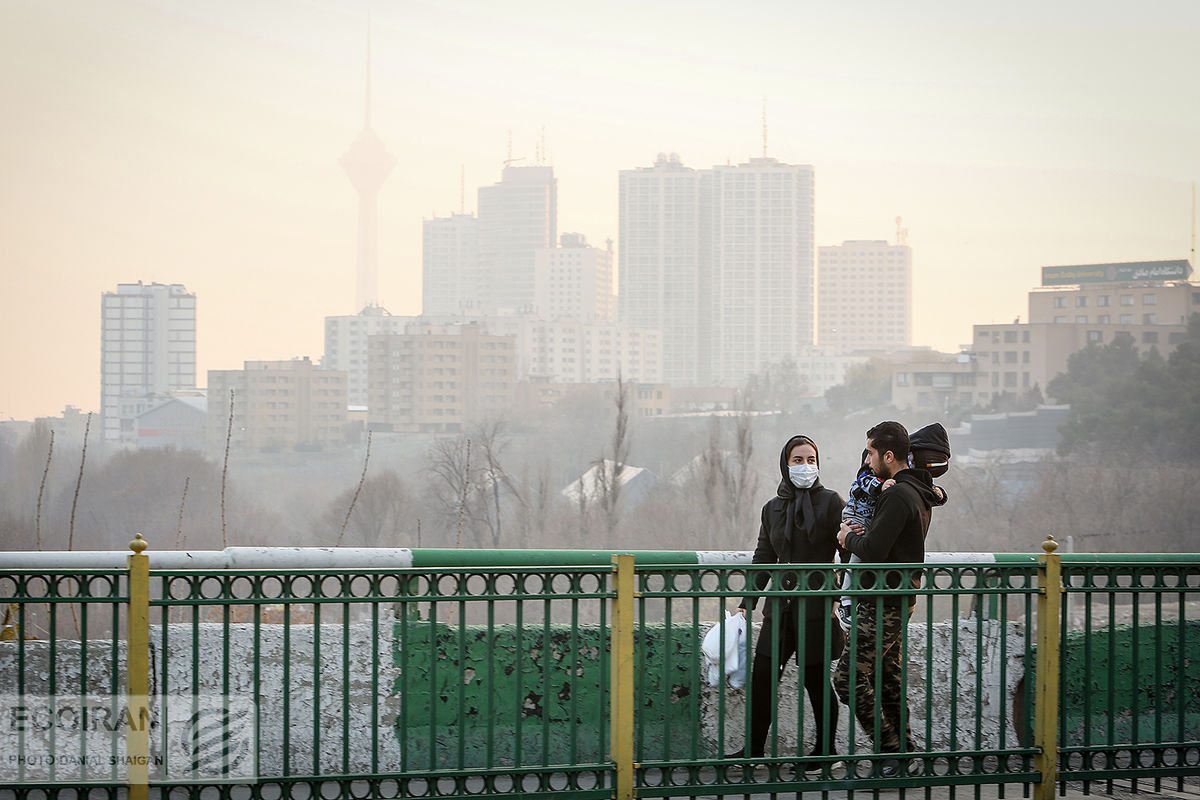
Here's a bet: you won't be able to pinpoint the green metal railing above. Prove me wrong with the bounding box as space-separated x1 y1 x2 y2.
1 539 1198 799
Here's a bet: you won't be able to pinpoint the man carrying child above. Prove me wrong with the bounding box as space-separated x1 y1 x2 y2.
833 421 946 778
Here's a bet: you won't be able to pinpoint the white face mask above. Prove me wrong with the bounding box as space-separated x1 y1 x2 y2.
788 463 819 489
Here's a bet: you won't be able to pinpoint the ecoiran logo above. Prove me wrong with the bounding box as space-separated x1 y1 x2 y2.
0 695 256 783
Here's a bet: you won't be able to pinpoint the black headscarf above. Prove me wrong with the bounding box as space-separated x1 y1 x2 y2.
776 434 826 551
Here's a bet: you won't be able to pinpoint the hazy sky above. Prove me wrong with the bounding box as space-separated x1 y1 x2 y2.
2 0 1197 422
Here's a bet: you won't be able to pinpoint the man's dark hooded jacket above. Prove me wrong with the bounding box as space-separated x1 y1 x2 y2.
842 467 942 605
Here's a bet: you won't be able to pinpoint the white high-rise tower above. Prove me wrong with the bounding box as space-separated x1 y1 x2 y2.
619 153 703 385
618 154 814 386
708 157 815 384
476 165 557 314
100 282 196 442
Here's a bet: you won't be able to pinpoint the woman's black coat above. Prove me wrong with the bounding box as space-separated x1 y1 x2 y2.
740 435 847 666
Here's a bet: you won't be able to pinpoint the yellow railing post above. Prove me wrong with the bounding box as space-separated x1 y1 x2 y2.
610 554 635 800
1034 536 1061 800
127 534 150 800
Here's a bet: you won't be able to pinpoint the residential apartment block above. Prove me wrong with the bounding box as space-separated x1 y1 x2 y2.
890 349 981 413
619 153 704 385
366 324 516 434
100 282 197 442
476 165 557 314
207 358 347 452
421 213 478 316
324 307 412 406
618 154 814 386
533 233 615 323
818 239 912 353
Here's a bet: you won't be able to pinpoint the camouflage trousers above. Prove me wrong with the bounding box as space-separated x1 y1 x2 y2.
831 602 912 753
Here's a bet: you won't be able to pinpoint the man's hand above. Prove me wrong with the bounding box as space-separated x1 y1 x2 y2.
837 521 865 548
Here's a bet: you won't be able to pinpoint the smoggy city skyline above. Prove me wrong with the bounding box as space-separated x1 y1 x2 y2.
2 0 1197 421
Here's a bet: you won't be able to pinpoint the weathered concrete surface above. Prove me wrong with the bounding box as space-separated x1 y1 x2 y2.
154 622 403 774
701 618 1027 756
0 623 403 776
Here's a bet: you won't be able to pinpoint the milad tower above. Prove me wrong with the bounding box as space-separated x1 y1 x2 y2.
339 25 395 312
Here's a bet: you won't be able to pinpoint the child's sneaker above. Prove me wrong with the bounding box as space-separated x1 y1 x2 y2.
835 599 852 632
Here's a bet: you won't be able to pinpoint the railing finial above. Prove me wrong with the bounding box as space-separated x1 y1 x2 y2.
129 533 148 554
1041 535 1058 555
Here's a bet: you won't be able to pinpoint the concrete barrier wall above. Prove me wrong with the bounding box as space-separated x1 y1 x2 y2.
1 617 1027 774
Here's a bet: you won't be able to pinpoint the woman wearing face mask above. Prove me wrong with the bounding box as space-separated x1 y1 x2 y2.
727 434 846 769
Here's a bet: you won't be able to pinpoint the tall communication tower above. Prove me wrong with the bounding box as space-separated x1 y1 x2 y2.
339 19 396 312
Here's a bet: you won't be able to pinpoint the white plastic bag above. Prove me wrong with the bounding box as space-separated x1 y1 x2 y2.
701 611 747 689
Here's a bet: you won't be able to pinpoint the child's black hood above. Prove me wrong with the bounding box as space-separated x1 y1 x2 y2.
909 422 950 457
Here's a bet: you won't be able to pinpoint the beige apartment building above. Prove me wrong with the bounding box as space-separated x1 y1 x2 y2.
890 349 980 412
207 358 348 452
366 323 516 434
973 260 1196 403
888 260 1196 411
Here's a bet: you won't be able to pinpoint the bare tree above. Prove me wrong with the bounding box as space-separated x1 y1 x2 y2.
514 458 556 545
35 430 53 550
425 422 514 549
320 470 411 547
67 412 91 551
221 389 234 547
592 375 632 538
176 476 189 548
337 431 372 545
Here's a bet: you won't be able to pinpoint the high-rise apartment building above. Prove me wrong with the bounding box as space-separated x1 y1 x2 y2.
100 282 197 442
324 307 415 406
476 165 557 314
207 358 347 452
708 157 815 385
534 233 615 322
619 154 703 385
619 154 815 387
422 213 479 315
817 239 912 353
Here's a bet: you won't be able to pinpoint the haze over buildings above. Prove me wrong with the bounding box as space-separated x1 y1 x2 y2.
1 2 1197 422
